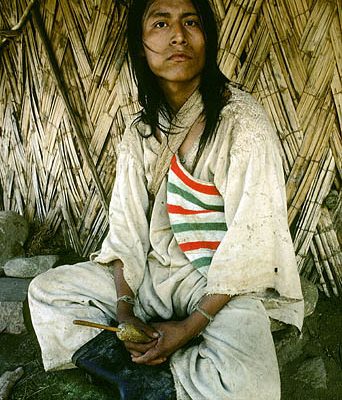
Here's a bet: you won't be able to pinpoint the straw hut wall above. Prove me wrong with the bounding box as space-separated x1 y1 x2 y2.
0 0 341 296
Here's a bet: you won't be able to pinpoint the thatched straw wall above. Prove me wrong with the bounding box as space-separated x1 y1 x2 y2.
0 0 341 296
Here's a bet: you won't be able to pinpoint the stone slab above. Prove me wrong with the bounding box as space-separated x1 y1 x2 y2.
294 357 327 389
4 255 59 278
0 302 26 334
0 278 30 302
0 278 30 334
274 327 307 371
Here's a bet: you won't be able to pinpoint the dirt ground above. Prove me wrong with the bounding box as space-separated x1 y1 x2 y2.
0 292 341 400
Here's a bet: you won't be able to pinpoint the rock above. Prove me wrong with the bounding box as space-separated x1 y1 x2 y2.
301 276 319 317
0 278 30 334
274 327 307 371
4 255 59 278
270 319 287 332
273 278 319 370
0 367 24 400
294 357 327 389
0 212 29 268
271 277 318 333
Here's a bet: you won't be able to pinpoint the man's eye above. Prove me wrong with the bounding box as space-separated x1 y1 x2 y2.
184 20 198 27
154 21 167 28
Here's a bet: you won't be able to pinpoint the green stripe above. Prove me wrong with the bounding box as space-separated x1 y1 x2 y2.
168 182 224 212
192 257 212 269
172 222 227 233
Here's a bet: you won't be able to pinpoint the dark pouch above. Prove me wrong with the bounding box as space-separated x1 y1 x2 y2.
72 330 176 400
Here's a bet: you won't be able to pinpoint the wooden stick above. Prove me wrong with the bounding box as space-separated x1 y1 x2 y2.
73 319 120 333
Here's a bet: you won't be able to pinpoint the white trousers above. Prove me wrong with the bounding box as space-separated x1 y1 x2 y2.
28 261 281 400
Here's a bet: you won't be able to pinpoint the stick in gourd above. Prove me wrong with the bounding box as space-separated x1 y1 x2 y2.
73 319 151 343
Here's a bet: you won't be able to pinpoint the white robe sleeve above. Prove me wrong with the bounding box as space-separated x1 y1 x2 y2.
92 128 150 294
206 94 303 302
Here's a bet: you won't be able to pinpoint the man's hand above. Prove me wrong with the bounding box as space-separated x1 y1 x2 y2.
111 259 231 366
118 314 160 342
129 320 193 366
127 294 232 366
119 315 166 364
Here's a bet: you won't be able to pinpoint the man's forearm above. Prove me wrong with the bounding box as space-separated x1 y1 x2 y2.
108 260 135 320
109 260 134 297
183 294 231 338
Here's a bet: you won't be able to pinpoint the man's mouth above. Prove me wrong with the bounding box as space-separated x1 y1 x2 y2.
168 52 192 61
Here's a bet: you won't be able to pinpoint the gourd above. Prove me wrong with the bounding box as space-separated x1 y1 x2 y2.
73 319 151 343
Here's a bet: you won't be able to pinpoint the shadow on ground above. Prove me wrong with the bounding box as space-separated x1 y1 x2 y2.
0 293 341 400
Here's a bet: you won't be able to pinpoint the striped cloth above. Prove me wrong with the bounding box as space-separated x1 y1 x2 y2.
167 154 227 276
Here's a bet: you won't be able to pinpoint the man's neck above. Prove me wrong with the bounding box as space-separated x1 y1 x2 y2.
159 78 200 113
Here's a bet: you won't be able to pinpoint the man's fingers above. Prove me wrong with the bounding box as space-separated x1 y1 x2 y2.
136 357 167 366
131 355 166 365
140 325 160 339
129 350 142 357
124 339 156 353
130 347 163 364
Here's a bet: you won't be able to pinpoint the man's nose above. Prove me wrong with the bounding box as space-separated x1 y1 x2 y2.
170 23 187 45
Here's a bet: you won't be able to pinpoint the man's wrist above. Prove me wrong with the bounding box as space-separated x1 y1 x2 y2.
182 312 209 339
183 295 232 338
116 298 134 316
117 295 135 305
116 306 135 323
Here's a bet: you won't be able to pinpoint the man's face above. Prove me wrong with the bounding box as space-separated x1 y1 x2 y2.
142 0 206 88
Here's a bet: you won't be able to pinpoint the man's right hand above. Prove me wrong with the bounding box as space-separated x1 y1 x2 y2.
117 314 166 363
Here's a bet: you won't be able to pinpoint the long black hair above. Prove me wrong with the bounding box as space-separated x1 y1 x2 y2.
127 0 230 152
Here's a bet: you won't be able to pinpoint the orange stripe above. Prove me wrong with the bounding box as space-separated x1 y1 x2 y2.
179 241 220 251
171 156 220 195
167 204 215 215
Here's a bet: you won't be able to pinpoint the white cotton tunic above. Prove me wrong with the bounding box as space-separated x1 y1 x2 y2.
93 86 304 329
29 86 303 400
